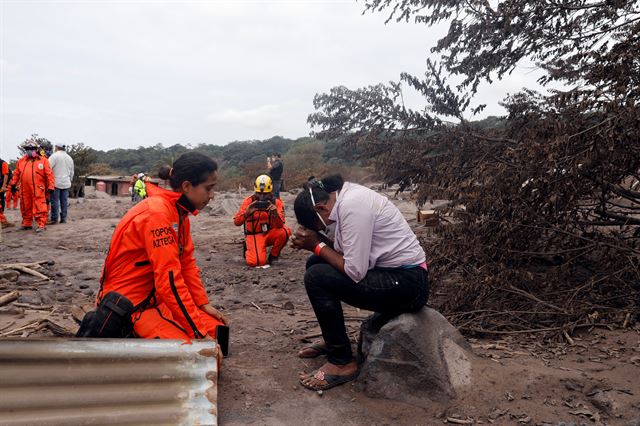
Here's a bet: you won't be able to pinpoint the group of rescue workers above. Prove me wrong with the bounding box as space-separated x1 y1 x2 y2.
0 138 74 232
3 143 430 392
129 172 151 202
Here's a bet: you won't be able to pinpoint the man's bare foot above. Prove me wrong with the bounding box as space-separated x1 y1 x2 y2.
299 360 359 391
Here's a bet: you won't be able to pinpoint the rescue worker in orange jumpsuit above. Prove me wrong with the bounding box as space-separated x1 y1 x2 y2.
98 152 227 340
5 185 18 209
10 140 55 232
234 174 291 267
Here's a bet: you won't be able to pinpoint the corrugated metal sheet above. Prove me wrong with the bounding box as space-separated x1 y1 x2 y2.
0 339 219 426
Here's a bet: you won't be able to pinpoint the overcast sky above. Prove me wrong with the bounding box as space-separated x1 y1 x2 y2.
0 0 545 160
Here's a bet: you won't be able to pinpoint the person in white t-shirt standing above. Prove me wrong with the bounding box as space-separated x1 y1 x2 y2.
47 143 74 224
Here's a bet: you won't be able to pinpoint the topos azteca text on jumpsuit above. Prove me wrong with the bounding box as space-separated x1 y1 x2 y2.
98 186 224 339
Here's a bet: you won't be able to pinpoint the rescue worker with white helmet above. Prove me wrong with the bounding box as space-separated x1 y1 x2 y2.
133 173 148 200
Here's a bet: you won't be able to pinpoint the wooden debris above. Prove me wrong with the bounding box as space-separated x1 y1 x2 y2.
623 312 631 328
0 320 16 332
0 269 20 281
0 290 20 307
416 209 439 225
445 417 474 424
13 302 53 310
0 312 73 337
563 329 575 345
0 262 51 281
71 305 90 323
251 302 262 311
44 319 75 336
10 265 50 281
255 327 276 336
0 320 42 337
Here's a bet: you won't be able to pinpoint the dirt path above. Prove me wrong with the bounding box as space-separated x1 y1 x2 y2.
1 191 639 425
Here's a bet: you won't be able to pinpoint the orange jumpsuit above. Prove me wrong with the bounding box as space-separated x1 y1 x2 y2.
5 187 18 209
99 186 223 340
10 154 54 228
234 196 291 267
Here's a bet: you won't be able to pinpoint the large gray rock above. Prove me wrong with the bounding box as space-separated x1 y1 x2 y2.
356 307 474 405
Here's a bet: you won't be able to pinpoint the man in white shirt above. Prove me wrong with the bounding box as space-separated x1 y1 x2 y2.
291 175 429 392
47 144 74 224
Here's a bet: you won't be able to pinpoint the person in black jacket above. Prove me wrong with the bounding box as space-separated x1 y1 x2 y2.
267 153 283 199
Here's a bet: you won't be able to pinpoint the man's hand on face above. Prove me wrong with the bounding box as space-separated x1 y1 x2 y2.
290 226 321 251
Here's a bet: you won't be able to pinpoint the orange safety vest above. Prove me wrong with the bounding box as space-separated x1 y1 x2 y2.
99 186 210 339
233 195 286 234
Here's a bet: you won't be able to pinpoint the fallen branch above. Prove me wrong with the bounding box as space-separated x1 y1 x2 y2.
0 320 42 337
446 417 474 425
44 319 75 336
9 265 50 281
0 290 20 307
563 329 575 345
0 320 16 332
12 302 53 310
0 262 52 281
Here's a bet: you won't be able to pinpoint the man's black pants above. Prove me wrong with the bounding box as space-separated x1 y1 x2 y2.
304 255 429 365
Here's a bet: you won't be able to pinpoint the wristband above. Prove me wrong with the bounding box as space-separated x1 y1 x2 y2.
313 242 327 256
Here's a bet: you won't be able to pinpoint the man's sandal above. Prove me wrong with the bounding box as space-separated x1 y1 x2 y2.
300 369 359 391
298 342 328 358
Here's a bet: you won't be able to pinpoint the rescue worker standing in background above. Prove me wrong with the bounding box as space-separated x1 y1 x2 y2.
133 173 148 201
4 184 18 210
129 174 138 202
10 139 55 233
96 152 227 340
48 143 75 224
234 174 291 267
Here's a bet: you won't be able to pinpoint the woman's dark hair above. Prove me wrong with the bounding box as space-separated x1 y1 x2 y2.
294 174 344 229
158 152 218 190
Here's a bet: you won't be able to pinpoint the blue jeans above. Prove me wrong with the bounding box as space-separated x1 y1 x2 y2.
272 180 282 199
51 188 69 222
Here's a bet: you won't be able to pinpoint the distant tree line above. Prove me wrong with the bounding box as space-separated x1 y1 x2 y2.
72 135 368 191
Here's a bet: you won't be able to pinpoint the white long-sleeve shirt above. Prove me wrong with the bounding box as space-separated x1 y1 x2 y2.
48 150 75 189
329 182 426 282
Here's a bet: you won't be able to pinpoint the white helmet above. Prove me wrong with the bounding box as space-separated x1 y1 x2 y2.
138 173 145 179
